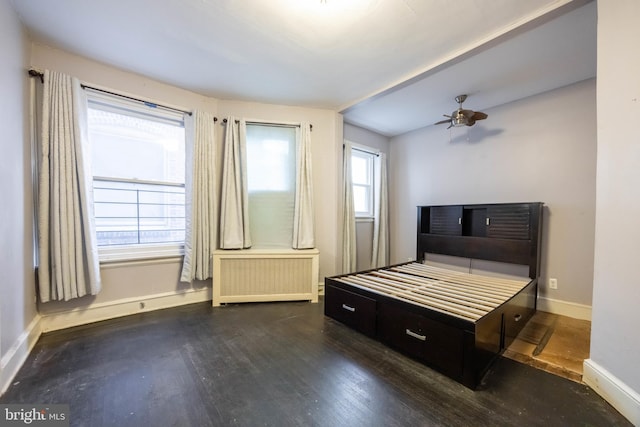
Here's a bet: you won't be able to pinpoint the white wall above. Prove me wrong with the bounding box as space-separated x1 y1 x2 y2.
389 79 597 312
583 1 640 423
344 123 390 271
344 123 390 154
29 43 343 323
0 0 39 392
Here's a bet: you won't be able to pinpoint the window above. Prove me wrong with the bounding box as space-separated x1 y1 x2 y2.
246 123 296 248
86 92 186 260
352 148 375 218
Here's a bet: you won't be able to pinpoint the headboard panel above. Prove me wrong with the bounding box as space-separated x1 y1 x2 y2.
416 203 543 279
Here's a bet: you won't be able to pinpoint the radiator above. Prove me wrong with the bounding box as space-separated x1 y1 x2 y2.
212 248 319 307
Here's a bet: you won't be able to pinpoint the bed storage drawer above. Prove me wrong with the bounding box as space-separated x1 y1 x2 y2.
503 282 537 348
378 303 464 378
325 285 377 337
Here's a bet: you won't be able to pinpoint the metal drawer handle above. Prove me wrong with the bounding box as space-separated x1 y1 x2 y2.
406 329 427 341
514 314 522 322
342 304 356 312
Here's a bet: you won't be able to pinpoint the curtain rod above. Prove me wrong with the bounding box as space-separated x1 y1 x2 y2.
222 118 313 131
345 144 380 157
82 85 199 118
27 69 220 121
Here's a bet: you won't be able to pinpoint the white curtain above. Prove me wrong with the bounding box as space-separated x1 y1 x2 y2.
371 153 389 268
293 123 315 249
342 142 356 273
38 70 101 302
219 116 251 249
180 111 216 282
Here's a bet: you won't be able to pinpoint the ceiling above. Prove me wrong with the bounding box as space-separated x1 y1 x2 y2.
12 0 596 137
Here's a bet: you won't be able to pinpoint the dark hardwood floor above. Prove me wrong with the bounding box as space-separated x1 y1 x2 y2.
1 299 631 427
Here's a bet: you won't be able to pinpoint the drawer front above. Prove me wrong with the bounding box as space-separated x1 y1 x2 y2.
325 285 377 337
503 285 536 348
378 303 464 378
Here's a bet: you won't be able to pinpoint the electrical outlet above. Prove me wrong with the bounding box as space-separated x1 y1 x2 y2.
549 278 558 290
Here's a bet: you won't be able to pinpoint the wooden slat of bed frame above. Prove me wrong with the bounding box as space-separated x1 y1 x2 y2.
354 274 492 313
337 275 481 321
382 273 520 301
373 270 516 301
334 262 529 322
394 264 526 290
370 271 503 307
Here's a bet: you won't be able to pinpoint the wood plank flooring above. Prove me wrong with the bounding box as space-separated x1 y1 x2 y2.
1 300 631 426
504 311 591 383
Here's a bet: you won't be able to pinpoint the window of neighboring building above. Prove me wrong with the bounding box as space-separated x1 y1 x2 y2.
352 148 375 218
86 92 186 260
246 123 296 248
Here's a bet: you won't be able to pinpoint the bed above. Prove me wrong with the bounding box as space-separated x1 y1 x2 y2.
324 202 543 389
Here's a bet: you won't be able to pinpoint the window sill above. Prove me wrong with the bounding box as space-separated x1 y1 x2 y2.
356 217 375 223
98 244 184 265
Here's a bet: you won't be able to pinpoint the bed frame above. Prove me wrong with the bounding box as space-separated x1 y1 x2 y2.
324 202 543 389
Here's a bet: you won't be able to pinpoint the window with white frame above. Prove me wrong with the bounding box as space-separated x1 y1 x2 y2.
351 148 375 218
86 92 186 259
246 123 296 248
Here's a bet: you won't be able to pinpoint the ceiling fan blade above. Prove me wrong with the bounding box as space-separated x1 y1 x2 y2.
460 109 475 118
434 119 451 125
471 111 488 120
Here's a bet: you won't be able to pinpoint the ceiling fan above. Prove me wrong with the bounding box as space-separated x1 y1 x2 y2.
435 94 488 129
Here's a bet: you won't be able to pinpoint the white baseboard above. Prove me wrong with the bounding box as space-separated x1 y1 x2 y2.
537 296 592 320
41 288 212 333
0 315 43 395
318 281 325 296
583 359 640 425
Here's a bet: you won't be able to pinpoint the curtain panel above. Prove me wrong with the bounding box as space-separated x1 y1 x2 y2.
37 70 101 302
341 141 357 273
292 122 315 249
181 111 217 282
371 153 389 268
219 116 251 249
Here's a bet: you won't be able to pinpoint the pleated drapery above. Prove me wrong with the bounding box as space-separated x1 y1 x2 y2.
180 111 217 282
341 141 357 273
37 70 101 302
371 153 389 268
219 116 251 249
292 123 315 249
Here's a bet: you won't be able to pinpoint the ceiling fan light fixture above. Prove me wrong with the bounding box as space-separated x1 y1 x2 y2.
451 111 468 127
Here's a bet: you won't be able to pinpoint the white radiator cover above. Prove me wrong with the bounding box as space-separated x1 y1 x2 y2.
212 248 319 307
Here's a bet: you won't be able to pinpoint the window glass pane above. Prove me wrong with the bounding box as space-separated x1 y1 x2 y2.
88 108 185 184
246 124 296 248
353 185 368 213
351 148 375 217
246 125 295 192
87 99 186 248
92 180 185 246
351 155 369 185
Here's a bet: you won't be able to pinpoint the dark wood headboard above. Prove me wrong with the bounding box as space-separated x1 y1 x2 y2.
416 203 543 280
